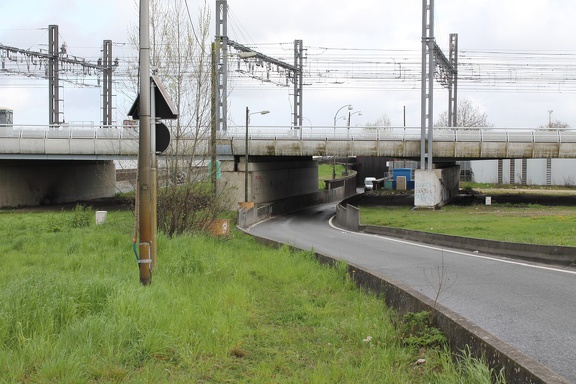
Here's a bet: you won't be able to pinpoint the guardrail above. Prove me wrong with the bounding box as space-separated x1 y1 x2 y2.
0 124 139 158
226 125 576 143
2 124 576 158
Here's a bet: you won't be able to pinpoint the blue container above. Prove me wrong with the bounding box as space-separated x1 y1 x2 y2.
393 168 412 182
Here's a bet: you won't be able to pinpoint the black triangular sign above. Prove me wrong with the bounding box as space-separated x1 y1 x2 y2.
128 76 178 120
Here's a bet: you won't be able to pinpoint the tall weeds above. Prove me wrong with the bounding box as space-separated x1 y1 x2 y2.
0 209 501 383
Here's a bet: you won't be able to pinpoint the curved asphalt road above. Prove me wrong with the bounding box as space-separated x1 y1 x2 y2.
247 202 576 383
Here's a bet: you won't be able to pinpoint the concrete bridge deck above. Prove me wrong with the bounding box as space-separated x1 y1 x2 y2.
2 124 576 160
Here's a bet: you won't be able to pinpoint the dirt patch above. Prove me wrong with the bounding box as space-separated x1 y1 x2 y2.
351 188 576 208
4 196 135 213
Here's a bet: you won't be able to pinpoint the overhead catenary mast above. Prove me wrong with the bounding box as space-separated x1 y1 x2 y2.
0 25 117 126
214 0 303 132
420 0 457 169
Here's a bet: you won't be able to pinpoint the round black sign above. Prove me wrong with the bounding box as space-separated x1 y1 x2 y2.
155 123 171 153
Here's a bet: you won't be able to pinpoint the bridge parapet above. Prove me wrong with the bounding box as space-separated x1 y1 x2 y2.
0 124 139 159
3 125 576 160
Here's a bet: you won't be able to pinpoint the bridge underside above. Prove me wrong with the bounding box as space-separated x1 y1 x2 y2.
0 160 117 207
217 154 459 210
220 156 321 207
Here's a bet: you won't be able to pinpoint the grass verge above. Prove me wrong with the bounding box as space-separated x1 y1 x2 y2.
0 207 501 383
360 201 576 246
318 163 346 189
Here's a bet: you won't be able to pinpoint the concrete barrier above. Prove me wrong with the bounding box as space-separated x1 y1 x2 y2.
334 204 360 232
238 187 346 229
362 226 576 267
244 231 570 384
334 197 576 267
238 171 357 229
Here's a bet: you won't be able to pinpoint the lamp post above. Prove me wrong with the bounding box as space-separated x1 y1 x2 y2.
245 107 270 202
333 104 353 179
333 104 353 137
347 110 362 138
345 111 361 175
301 117 313 139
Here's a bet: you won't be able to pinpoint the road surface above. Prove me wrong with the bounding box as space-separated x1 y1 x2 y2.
247 202 576 382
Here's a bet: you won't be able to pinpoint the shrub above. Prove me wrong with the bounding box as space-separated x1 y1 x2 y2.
157 182 228 237
70 204 93 228
399 311 446 349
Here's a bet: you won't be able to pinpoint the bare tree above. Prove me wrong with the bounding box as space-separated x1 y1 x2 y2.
538 120 570 130
148 0 212 182
129 0 231 237
364 113 392 136
365 114 392 128
435 98 493 129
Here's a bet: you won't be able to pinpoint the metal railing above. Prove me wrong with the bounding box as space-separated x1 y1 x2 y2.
0 124 139 158
2 124 576 158
225 125 576 143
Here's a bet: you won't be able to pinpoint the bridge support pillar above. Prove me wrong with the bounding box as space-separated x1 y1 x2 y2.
414 165 460 209
0 160 117 207
220 156 318 208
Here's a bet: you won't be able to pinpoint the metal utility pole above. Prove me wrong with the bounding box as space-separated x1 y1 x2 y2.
102 40 113 126
138 0 153 285
1 26 117 126
421 0 457 169
421 0 434 169
214 0 302 132
215 0 228 133
293 39 304 132
211 41 218 195
448 34 458 128
48 25 60 126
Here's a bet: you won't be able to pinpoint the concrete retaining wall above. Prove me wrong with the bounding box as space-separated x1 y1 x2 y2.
0 160 117 207
334 204 360 232
362 226 575 267
239 187 347 229
245 231 570 384
221 157 320 209
330 199 573 381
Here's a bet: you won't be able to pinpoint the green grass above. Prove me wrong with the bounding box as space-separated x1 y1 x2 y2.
360 203 576 246
0 208 501 383
318 163 346 189
461 181 576 191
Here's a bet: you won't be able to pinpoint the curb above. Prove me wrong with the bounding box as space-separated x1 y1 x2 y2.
241 228 571 384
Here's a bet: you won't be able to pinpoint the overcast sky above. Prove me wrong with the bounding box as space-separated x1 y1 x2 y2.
1 0 576 129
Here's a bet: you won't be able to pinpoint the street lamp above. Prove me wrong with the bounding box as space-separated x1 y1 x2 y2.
333 104 353 179
345 111 361 175
301 117 313 139
245 107 270 202
347 111 362 137
333 104 353 136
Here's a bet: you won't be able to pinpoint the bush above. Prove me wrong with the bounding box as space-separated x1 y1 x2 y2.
399 311 446 349
157 182 227 237
70 204 93 228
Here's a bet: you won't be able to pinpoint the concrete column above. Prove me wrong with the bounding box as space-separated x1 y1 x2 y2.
0 160 116 207
220 157 319 208
414 165 460 209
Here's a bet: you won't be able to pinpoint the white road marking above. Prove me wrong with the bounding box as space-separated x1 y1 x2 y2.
328 216 576 276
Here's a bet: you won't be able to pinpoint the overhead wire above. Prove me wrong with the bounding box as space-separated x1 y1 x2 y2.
4 26 576 93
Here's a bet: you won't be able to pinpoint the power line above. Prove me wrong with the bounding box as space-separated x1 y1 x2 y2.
4 38 576 93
